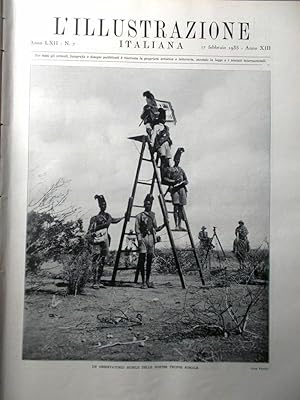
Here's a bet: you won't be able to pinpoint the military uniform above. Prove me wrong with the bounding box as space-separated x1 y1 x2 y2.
233 223 250 266
235 224 249 241
135 210 158 255
198 229 209 247
134 193 164 288
87 212 113 283
167 166 188 206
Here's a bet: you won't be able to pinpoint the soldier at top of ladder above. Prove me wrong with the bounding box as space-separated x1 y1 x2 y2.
140 90 172 183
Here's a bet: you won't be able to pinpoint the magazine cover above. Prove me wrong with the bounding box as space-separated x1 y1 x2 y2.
24 66 270 363
2 1 300 399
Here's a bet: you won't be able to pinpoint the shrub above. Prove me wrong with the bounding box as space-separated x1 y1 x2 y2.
154 248 177 274
26 210 94 294
26 210 85 272
62 250 91 295
153 247 203 274
247 247 269 281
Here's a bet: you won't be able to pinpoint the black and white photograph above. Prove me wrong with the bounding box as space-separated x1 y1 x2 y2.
23 66 270 362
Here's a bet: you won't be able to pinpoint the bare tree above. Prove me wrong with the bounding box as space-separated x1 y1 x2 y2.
28 177 82 221
26 177 85 272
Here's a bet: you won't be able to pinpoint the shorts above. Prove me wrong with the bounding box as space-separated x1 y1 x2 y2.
91 239 109 261
158 141 171 158
139 234 155 255
171 187 187 206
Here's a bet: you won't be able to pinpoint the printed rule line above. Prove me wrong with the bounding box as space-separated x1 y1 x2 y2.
32 58 267 66
32 50 271 59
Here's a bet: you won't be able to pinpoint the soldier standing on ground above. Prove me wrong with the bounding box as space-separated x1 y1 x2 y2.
134 194 165 289
87 195 124 288
198 226 215 268
198 226 209 255
233 220 250 268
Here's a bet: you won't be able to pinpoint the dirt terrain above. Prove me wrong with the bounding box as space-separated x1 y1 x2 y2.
23 266 268 362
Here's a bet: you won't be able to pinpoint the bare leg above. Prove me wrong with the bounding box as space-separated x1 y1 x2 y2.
178 206 186 231
92 254 99 284
160 156 167 182
146 254 154 287
174 204 180 230
134 253 146 284
97 255 105 282
92 264 98 285
145 123 152 139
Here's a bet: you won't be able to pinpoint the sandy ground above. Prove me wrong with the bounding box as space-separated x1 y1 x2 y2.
23 270 268 362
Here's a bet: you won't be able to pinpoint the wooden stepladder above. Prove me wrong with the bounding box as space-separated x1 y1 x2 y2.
111 134 205 288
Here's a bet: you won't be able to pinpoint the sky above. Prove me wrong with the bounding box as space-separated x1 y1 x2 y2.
28 65 270 250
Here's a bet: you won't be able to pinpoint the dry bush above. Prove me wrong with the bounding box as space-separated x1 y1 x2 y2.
247 247 269 281
153 248 177 274
180 281 267 339
62 249 91 295
228 246 269 285
153 247 203 274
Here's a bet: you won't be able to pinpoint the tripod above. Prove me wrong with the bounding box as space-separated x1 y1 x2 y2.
202 227 227 270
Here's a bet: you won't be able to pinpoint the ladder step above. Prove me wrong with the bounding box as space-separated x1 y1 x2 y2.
130 215 138 219
133 204 144 208
171 229 188 232
167 210 174 214
165 200 173 203
137 181 152 186
117 267 138 271
142 158 152 162
120 249 139 253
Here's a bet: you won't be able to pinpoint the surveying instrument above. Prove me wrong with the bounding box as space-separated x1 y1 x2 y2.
201 227 228 272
